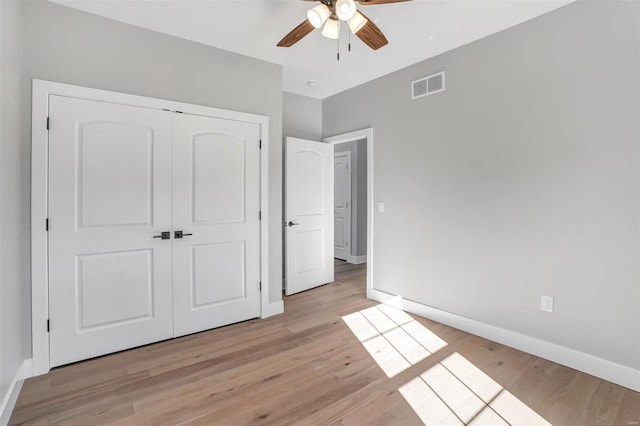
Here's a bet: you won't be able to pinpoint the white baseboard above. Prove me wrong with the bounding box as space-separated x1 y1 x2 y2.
261 300 284 318
371 289 640 393
348 255 367 265
0 359 32 425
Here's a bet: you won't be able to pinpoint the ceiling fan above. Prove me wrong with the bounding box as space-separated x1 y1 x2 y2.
277 0 411 52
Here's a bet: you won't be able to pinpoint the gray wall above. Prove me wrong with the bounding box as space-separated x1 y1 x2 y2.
324 1 640 370
20 0 285 348
283 91 322 141
335 139 367 257
0 0 26 411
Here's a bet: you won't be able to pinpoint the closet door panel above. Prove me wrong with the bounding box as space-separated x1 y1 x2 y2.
48 96 174 367
172 114 261 336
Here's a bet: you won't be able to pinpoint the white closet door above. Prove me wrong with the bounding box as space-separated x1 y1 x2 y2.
172 114 261 337
48 96 174 367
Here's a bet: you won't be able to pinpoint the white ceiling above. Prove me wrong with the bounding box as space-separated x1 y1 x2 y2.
51 0 574 99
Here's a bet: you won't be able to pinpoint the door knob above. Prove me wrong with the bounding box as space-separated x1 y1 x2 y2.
174 231 193 239
153 231 171 240
287 221 300 227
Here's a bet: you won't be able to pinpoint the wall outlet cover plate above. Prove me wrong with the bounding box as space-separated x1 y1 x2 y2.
540 295 554 313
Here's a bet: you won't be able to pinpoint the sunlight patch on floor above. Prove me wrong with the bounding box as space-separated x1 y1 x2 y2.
343 303 551 425
489 390 552 425
441 352 503 403
420 363 486 422
342 304 447 378
399 375 464 425
400 352 552 425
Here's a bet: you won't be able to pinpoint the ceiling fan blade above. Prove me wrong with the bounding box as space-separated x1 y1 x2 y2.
355 12 388 50
357 0 411 5
277 20 315 47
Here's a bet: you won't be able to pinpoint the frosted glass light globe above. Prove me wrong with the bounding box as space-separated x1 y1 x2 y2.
307 4 331 29
322 18 340 39
336 0 357 21
348 11 367 34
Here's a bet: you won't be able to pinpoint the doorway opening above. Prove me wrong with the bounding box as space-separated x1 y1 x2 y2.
325 128 374 299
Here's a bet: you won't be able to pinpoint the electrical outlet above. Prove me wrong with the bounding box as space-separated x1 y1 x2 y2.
540 295 554 313
378 201 385 213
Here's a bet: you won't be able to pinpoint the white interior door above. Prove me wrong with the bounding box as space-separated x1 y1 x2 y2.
334 152 351 261
172 114 261 336
48 96 174 367
285 137 334 295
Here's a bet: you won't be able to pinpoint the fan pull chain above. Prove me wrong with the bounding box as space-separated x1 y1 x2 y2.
337 22 340 61
348 21 352 52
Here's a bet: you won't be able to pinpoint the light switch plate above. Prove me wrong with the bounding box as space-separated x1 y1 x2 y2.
377 201 385 213
540 295 554 313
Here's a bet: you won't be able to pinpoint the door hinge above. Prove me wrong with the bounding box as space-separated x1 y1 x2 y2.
259 281 262 291
46 218 49 231
259 139 262 150
259 211 262 221
47 319 50 332
46 117 50 130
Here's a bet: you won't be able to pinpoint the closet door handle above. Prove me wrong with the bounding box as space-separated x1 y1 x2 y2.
175 231 193 239
153 231 171 240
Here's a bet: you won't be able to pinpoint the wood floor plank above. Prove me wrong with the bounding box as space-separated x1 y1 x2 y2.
585 381 626 426
615 390 640 426
10 260 639 425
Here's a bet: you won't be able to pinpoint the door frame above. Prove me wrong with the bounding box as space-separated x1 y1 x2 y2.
324 128 374 299
31 79 271 376
333 151 352 261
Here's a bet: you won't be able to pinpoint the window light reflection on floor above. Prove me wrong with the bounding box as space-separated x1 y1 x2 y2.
400 351 552 425
342 304 447 378
343 304 552 425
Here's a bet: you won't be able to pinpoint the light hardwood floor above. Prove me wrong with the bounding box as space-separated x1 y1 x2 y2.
11 261 640 425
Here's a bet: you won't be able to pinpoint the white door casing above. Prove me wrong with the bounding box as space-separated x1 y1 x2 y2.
334 152 351 261
172 114 261 336
324 128 374 301
285 137 334 295
48 96 174 367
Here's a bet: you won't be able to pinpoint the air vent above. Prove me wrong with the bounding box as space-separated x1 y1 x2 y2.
411 71 445 100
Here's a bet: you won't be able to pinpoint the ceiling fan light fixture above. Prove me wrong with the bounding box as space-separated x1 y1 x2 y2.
348 11 367 34
321 18 340 39
307 4 331 29
336 0 357 21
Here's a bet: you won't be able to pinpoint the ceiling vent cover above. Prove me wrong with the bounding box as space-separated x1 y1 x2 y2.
412 71 445 100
